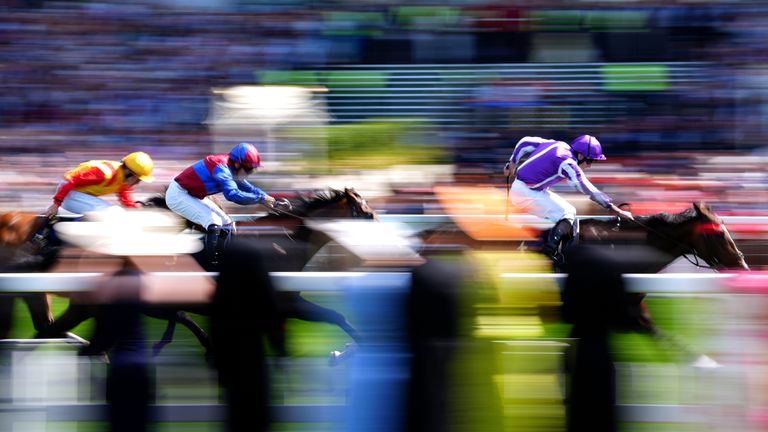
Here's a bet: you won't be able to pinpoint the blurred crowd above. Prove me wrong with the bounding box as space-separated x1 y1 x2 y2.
1 1 767 217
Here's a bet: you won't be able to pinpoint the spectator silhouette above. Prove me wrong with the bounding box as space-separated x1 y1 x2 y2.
404 259 460 432
81 258 152 432
211 238 286 432
561 244 659 432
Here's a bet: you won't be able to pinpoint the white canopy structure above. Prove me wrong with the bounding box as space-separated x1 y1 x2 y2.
205 85 330 168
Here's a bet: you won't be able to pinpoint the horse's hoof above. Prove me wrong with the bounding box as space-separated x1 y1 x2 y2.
328 343 358 367
328 350 342 367
152 344 163 357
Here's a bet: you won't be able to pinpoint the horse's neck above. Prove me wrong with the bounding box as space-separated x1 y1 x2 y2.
578 219 681 272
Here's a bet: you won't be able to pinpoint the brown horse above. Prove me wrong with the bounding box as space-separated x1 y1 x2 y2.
0 211 60 339
37 188 376 359
577 202 749 271
420 201 749 271
421 202 749 340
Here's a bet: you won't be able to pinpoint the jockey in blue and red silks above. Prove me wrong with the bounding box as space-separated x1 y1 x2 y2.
504 135 634 264
165 142 277 264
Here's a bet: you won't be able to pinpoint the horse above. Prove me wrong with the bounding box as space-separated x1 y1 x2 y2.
39 188 375 361
420 201 749 342
420 201 749 271
575 202 748 272
0 211 62 339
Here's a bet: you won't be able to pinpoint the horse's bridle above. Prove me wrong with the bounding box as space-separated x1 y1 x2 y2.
345 192 374 219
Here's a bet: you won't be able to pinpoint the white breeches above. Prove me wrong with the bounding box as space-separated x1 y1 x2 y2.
165 180 233 230
59 188 116 216
510 179 576 223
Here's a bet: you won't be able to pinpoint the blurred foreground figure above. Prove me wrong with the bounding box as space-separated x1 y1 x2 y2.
45 151 155 217
561 244 655 432
212 239 286 432
82 259 152 432
405 259 459 432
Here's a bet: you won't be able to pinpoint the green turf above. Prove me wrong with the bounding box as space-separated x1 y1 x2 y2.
4 273 718 432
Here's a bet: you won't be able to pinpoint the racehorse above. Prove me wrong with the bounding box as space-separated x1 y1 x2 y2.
38 188 375 360
576 202 748 271
421 201 749 342
421 201 749 271
0 211 61 339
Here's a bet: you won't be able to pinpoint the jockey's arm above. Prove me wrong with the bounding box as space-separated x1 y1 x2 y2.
607 202 634 220
236 179 277 207
214 165 271 206
117 186 139 208
562 160 633 219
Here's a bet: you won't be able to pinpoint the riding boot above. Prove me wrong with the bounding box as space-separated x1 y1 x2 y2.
217 225 234 258
541 219 573 266
205 224 222 267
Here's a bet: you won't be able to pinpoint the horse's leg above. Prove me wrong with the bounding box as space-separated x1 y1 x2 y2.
143 308 212 356
173 311 212 354
141 308 179 356
38 303 92 339
22 293 53 333
153 313 177 357
279 292 362 343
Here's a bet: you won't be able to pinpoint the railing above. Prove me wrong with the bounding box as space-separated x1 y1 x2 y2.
1 270 764 427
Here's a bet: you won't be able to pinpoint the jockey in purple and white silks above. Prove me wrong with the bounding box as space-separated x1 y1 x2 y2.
504 135 634 263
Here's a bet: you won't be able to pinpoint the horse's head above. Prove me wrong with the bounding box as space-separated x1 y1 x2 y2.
294 188 377 220
0 211 44 248
341 188 378 220
680 202 749 270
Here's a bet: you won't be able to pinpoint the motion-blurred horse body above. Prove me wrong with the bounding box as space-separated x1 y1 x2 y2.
422 201 749 272
0 188 376 361
143 187 374 357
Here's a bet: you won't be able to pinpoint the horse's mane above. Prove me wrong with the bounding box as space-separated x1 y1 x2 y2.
583 206 707 225
636 207 700 226
143 188 348 218
289 189 346 216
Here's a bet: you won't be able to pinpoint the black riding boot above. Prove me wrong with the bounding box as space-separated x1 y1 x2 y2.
542 219 573 266
217 225 234 257
205 224 222 267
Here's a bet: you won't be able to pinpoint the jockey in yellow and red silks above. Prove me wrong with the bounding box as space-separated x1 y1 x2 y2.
46 152 154 218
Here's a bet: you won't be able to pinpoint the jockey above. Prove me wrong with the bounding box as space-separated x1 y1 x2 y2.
504 135 634 264
165 142 277 265
45 152 155 218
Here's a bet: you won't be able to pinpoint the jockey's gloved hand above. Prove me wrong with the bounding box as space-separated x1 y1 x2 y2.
274 198 292 211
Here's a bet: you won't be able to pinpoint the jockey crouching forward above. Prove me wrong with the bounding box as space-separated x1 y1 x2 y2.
165 142 278 266
46 152 155 218
504 135 634 265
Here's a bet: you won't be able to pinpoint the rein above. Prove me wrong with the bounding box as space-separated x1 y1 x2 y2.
263 202 306 221
622 217 718 270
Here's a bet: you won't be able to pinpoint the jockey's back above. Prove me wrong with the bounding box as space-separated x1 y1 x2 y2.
174 154 232 199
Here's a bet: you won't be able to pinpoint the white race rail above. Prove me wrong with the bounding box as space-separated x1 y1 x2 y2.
0 271 751 293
